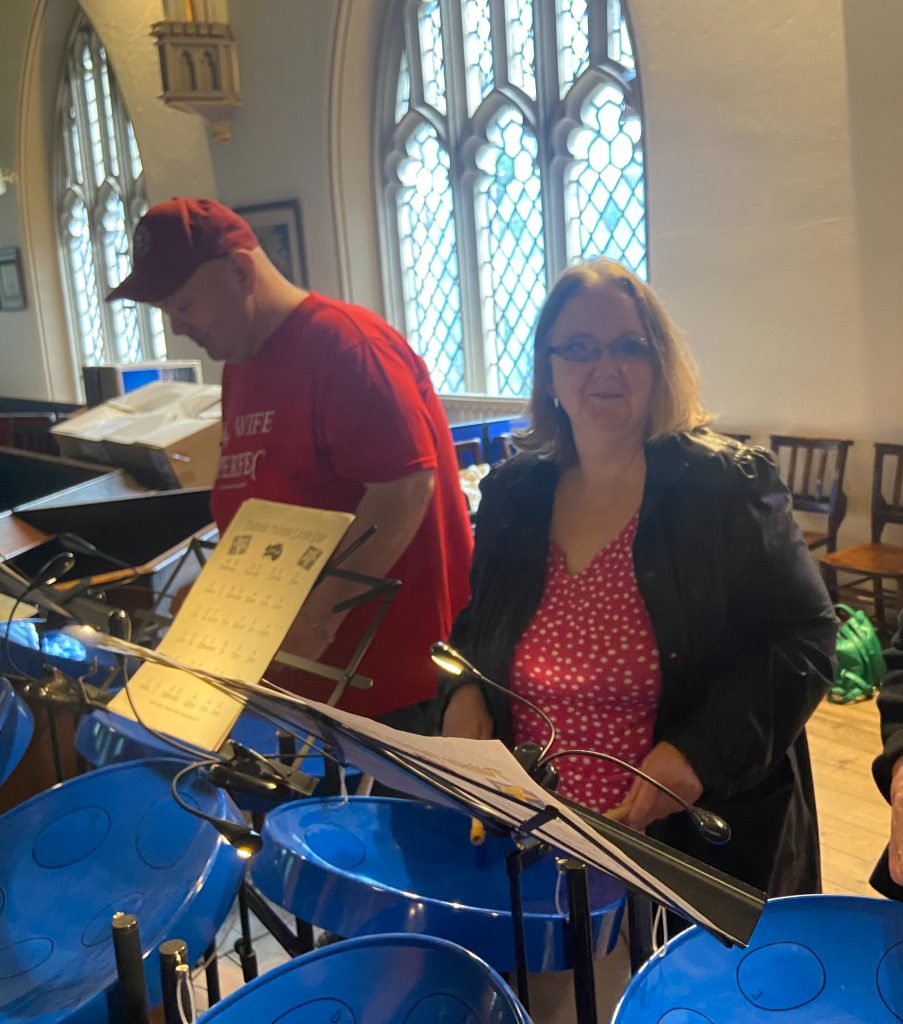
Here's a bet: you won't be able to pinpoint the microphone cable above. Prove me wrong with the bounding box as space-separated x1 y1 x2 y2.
3 550 75 683
538 747 730 845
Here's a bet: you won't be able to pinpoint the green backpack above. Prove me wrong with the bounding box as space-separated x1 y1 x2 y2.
827 604 887 704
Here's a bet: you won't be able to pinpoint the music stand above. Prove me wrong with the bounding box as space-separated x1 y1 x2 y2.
83 631 766 1023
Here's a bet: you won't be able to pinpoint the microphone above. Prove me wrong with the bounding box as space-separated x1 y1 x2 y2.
520 742 730 845
431 640 558 760
59 532 133 570
55 532 142 602
210 740 318 801
23 550 76 595
430 640 731 846
171 760 262 859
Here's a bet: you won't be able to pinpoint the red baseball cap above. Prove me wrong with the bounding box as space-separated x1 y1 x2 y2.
105 197 259 303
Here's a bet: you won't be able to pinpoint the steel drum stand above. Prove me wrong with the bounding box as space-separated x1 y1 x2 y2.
503 808 600 1023
209 551 404 981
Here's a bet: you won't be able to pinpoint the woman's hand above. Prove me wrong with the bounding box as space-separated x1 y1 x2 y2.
889 758 903 885
621 741 703 832
441 683 493 740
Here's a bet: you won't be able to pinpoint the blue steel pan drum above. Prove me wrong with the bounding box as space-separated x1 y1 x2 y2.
252 796 626 973
612 894 903 1023
196 933 532 1023
0 676 33 785
0 758 245 1023
0 621 128 688
75 706 361 807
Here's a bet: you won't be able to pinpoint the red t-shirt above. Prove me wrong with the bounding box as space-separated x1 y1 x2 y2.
211 293 473 717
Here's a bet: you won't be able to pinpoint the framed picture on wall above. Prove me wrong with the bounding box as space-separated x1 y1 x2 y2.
235 200 308 288
0 247 26 311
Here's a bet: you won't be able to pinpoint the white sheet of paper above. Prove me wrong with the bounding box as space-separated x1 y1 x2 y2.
87 638 751 937
247 691 722 930
107 498 353 751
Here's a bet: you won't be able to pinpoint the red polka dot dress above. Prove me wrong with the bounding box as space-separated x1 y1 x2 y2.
509 512 662 815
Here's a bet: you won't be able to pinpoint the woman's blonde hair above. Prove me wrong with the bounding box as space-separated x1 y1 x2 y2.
515 257 712 463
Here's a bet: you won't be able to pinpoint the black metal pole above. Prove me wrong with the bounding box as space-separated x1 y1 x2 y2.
159 938 189 1024
46 705 64 783
204 940 221 1006
235 882 259 981
627 890 655 975
277 729 296 765
506 847 531 1013
563 859 598 1024
110 912 150 1024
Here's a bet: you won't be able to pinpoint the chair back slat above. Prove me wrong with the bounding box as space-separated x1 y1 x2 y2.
815 448 829 498
770 436 854 551
873 443 903 540
454 437 483 469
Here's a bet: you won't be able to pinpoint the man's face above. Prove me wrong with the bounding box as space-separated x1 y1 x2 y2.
157 256 254 363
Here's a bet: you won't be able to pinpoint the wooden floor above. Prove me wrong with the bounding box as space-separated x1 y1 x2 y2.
808 695 889 895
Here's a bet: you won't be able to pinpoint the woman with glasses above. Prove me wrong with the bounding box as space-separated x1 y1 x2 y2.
440 257 836 901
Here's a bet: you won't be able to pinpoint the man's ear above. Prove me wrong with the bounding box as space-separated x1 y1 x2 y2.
226 250 256 294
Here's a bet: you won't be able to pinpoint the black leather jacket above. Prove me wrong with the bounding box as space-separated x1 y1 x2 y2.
444 432 837 895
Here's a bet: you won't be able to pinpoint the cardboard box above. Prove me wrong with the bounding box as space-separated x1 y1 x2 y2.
51 382 222 489
50 403 129 463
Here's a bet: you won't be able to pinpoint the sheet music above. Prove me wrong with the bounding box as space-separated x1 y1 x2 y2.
280 698 721 928
84 631 763 941
106 499 353 751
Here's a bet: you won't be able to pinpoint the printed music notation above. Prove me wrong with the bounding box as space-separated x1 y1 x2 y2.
107 498 353 751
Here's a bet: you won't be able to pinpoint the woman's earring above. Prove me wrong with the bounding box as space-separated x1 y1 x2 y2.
552 396 560 410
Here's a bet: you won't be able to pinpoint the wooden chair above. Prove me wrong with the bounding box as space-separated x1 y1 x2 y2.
453 437 483 468
497 432 518 460
821 443 903 631
770 435 853 554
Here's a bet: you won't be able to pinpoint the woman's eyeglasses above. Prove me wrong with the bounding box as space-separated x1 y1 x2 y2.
547 336 652 364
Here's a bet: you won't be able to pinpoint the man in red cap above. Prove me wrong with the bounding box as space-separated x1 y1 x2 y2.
107 198 472 732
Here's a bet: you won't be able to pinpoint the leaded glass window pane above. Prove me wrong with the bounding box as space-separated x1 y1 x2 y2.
149 306 167 361
80 44 105 188
565 84 646 279
476 108 545 398
64 199 104 365
64 101 84 188
98 49 120 178
381 0 645 396
506 0 536 100
608 0 635 69
102 192 142 362
462 0 494 116
396 48 411 122
56 16 161 368
418 1 447 116
557 0 589 99
397 123 465 394
126 121 143 183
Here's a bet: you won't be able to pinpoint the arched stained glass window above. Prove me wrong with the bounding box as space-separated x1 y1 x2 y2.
380 0 645 397
55 14 165 369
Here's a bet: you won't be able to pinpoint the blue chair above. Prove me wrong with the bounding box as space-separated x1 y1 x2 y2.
252 796 626 974
612 893 903 1022
0 757 245 1023
0 676 33 785
197 933 532 1023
